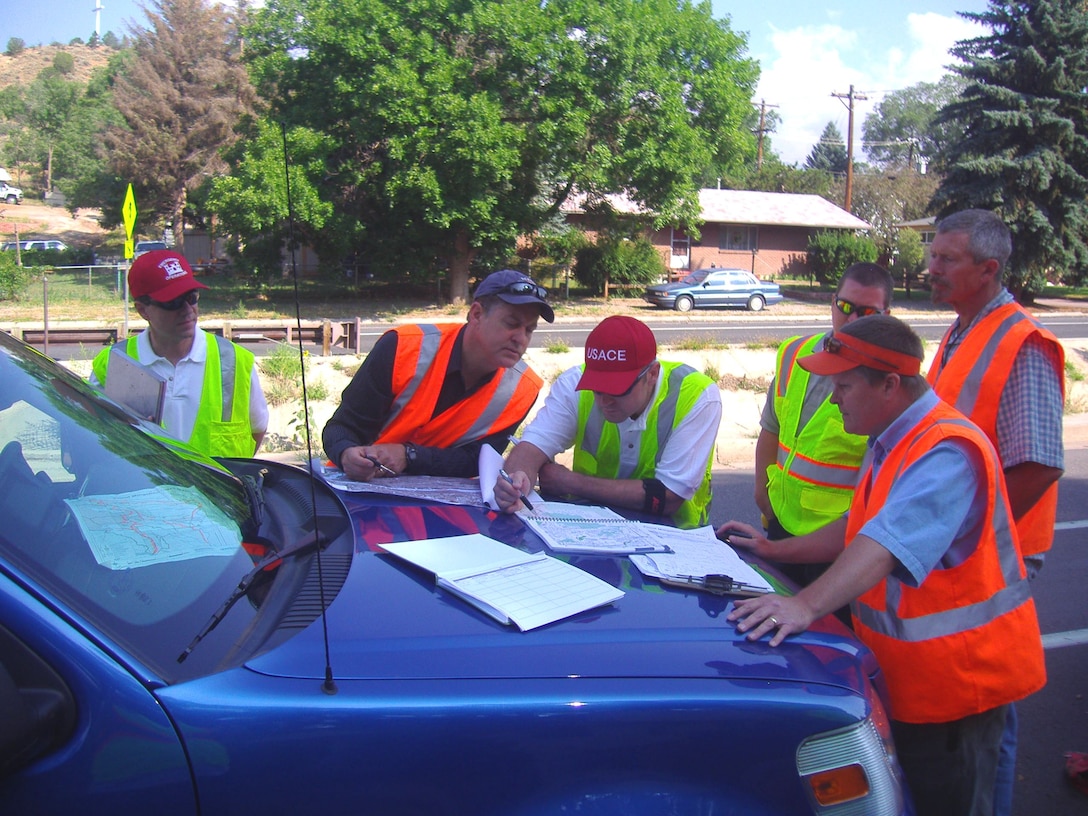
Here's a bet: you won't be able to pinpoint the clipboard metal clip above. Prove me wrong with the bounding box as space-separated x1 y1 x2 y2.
660 573 770 598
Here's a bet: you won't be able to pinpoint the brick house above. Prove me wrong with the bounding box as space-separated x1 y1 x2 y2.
564 188 871 280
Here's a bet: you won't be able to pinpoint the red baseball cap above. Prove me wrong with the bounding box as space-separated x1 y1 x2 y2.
576 316 657 395
129 250 207 301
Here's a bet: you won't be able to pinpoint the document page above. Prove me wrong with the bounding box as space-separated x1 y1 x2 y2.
382 534 624 630
629 526 772 592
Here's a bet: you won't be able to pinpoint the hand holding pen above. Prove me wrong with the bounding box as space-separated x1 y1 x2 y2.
498 468 534 512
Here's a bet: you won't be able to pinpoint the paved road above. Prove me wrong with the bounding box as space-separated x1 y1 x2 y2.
32 310 1088 361
708 450 1088 816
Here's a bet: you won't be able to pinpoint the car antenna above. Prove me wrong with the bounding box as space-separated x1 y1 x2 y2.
281 121 338 695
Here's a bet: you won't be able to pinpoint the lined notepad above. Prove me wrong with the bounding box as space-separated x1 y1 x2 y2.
382 534 624 631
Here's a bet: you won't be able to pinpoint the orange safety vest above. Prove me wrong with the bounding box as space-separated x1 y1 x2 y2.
927 302 1064 556
374 324 543 447
846 400 1045 724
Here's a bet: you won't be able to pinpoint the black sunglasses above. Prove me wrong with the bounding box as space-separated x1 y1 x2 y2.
834 297 883 318
501 280 548 300
613 362 655 398
146 291 200 311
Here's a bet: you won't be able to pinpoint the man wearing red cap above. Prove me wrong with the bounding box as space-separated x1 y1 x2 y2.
719 315 1045 816
90 250 268 458
494 315 721 528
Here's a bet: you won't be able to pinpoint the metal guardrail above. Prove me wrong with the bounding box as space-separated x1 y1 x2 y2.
4 318 366 355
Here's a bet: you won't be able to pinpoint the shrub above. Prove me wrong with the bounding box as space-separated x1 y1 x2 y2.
806 231 878 286
573 236 665 295
5 38 26 57
0 254 32 300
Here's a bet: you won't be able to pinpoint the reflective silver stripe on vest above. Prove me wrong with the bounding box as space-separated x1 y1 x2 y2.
388 325 442 420
854 416 1029 642
775 445 860 488
776 336 810 398
944 310 1031 416
581 364 692 479
213 335 238 423
459 360 532 444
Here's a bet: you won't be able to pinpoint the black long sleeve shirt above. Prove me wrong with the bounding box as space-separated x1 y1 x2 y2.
321 326 527 477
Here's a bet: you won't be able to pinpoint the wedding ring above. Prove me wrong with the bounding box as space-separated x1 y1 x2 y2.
769 616 779 627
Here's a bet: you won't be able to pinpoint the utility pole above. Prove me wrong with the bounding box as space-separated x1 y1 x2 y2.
752 99 779 169
831 85 867 211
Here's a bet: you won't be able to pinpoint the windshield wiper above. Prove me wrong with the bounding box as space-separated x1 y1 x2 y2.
177 530 327 663
240 468 267 530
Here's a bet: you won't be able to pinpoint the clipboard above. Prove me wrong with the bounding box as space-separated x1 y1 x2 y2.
104 348 167 423
658 574 773 598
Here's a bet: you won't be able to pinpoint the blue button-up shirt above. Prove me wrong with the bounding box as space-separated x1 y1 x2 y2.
855 390 989 587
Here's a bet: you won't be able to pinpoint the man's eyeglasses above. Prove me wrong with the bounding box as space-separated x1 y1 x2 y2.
613 362 655 398
834 297 883 318
501 281 548 300
145 291 200 311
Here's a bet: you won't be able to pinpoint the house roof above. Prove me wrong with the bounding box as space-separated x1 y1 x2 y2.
697 189 870 229
563 188 871 230
895 216 936 229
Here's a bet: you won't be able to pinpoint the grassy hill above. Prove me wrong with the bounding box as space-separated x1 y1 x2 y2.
0 43 115 91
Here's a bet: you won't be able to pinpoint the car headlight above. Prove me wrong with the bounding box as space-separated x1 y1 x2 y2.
795 685 905 815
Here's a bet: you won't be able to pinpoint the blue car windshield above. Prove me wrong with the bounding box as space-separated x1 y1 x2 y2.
0 338 260 682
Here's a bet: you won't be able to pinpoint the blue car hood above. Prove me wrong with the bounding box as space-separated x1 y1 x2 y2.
245 512 874 696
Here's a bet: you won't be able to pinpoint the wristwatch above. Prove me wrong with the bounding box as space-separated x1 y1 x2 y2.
404 442 418 472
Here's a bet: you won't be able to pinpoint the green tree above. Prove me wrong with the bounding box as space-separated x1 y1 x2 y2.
239 0 758 301
804 122 848 175
931 0 1088 296
54 58 127 217
862 75 966 172
843 167 939 258
891 227 926 298
24 71 83 193
106 0 255 251
5 38 26 57
806 230 878 286
736 155 836 198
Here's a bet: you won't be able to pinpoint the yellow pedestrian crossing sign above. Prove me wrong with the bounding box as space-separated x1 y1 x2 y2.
122 184 137 259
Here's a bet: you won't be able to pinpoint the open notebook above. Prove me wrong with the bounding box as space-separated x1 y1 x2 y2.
381 534 624 631
520 501 674 555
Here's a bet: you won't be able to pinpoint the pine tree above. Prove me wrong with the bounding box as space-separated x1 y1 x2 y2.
106 0 254 251
931 0 1088 296
804 123 849 175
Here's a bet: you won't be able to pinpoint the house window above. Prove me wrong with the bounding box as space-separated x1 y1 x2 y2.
919 231 935 245
719 225 757 251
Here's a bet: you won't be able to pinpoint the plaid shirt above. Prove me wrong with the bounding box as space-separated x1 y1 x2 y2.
937 290 1064 470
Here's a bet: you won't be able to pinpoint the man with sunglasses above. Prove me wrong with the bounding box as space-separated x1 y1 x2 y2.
754 262 893 587
323 269 552 480
90 250 268 457
494 315 721 528
721 315 1045 816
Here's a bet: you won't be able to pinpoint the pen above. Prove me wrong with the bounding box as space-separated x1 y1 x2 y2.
499 468 534 511
365 454 396 477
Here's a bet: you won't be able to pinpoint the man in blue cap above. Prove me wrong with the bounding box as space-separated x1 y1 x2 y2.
323 269 554 479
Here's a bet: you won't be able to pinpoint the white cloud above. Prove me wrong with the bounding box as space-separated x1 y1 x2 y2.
757 13 986 166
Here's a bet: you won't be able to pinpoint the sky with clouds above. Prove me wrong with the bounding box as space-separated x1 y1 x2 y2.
712 1 992 164
7 1 992 164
